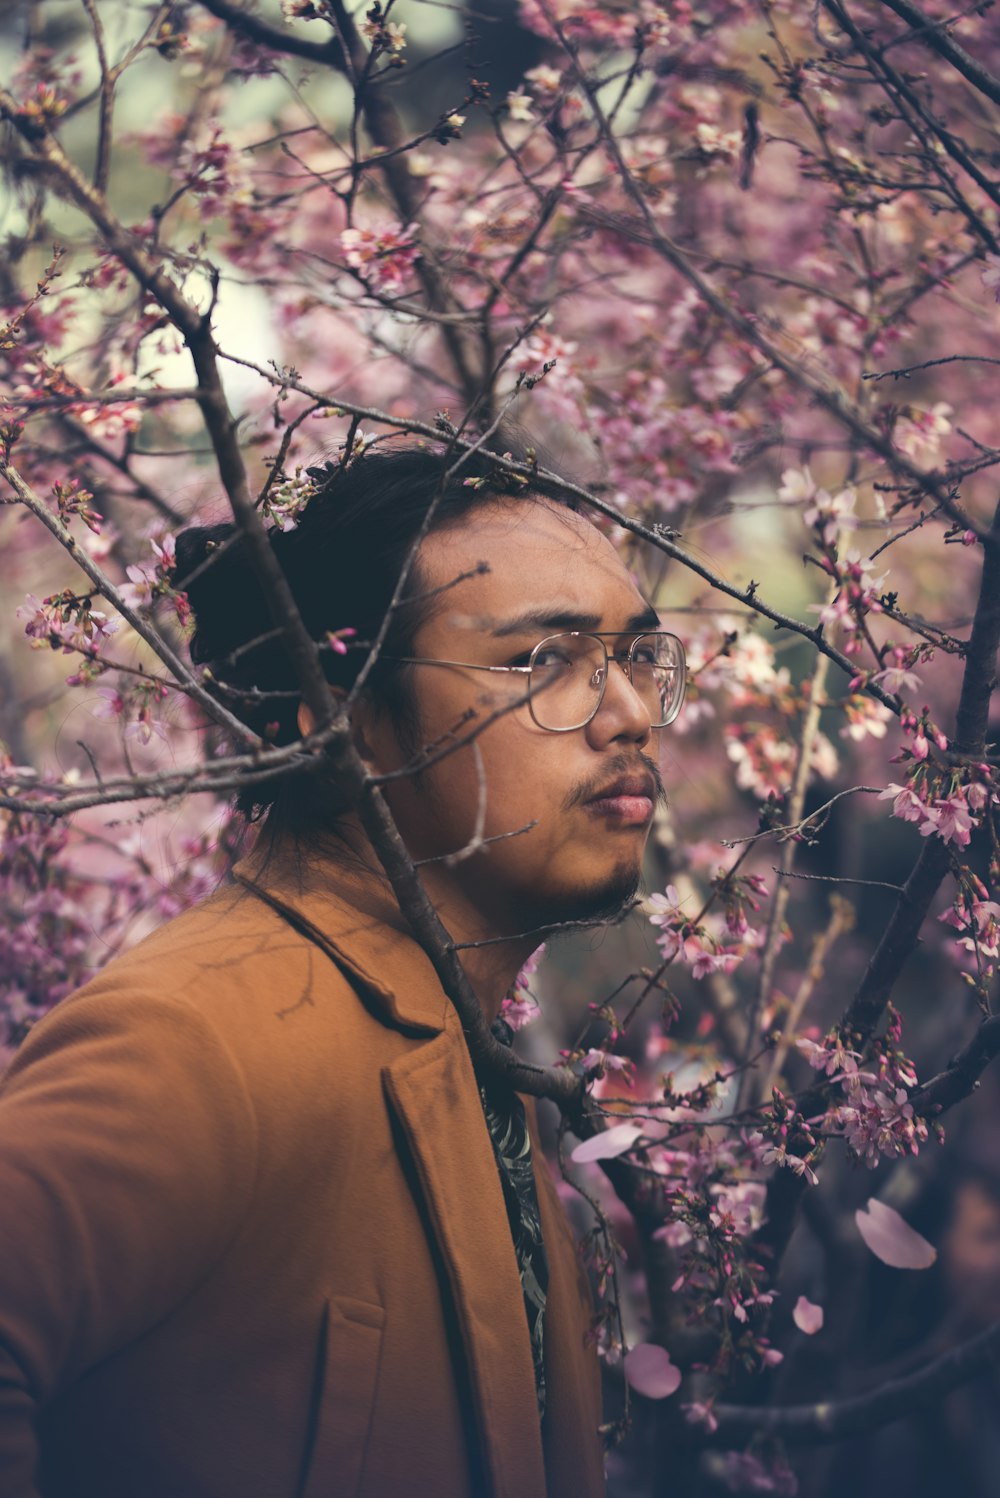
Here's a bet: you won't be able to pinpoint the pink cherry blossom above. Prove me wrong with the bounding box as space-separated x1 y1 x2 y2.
759 1142 819 1186
339 221 420 295
777 466 818 505
93 687 125 721
682 1401 718 1434
803 485 858 547
927 792 975 849
499 991 540 1031
981 253 1000 300
878 782 940 837
119 561 159 611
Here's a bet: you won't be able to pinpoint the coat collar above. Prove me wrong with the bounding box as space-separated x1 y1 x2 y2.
231 842 449 1035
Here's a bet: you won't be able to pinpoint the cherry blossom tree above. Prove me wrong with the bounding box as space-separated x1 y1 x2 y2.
2 1 1000 1493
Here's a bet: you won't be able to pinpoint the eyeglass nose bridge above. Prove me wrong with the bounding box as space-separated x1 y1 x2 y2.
596 636 686 730
582 640 649 729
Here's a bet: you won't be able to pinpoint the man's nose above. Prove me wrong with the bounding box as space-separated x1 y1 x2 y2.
585 658 653 749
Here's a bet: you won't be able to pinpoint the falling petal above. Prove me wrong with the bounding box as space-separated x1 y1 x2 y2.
855 1198 936 1269
624 1343 682 1399
571 1121 643 1164
792 1295 824 1335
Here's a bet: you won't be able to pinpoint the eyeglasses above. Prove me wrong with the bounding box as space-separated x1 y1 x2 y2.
386 631 686 733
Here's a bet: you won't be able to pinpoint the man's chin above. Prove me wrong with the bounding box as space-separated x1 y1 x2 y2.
527 862 643 933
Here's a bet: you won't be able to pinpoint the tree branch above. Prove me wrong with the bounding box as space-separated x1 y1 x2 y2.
821 0 1000 235
842 493 1000 1043
322 0 483 405
194 0 346 68
912 1014 1000 1115
873 0 1000 108
81 0 112 194
741 609 835 1107
705 1317 1000 1445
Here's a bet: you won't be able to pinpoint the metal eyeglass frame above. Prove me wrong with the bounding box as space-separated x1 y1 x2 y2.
384 630 687 733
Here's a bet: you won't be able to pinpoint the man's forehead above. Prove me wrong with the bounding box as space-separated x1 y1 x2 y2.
418 499 649 633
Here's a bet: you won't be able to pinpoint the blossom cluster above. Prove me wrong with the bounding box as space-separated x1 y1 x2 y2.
798 1007 928 1169
879 759 995 851
647 882 764 980
17 592 118 657
0 810 98 1044
499 943 546 1032
339 221 420 295
0 767 252 1038
940 876 1000 1002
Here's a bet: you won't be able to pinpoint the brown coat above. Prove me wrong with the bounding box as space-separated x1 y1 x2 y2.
0 851 605 1498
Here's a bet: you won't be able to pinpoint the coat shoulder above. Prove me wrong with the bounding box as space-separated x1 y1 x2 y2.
34 877 398 1095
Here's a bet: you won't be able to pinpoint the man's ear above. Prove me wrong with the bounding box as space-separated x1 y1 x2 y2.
296 693 381 766
296 698 322 741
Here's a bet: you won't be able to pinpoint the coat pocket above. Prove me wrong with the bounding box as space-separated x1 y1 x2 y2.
296 1296 386 1498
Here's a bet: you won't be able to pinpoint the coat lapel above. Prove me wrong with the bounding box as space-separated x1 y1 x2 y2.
233 848 549 1496
383 1026 547 1498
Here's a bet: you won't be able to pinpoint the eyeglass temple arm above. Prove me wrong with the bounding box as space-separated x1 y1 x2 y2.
388 657 532 675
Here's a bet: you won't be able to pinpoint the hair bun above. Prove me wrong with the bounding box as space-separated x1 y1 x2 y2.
172 523 235 592
173 522 272 668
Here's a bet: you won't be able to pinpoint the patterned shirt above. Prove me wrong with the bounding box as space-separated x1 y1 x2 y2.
479 1018 549 1423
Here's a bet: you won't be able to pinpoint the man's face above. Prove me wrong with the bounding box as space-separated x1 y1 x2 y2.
362 499 668 936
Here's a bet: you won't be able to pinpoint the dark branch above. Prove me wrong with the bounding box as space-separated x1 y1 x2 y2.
194 0 346 68
912 1014 1000 1115
873 0 1000 109
705 1318 1000 1445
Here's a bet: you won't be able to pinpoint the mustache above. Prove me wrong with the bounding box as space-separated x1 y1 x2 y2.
563 752 666 812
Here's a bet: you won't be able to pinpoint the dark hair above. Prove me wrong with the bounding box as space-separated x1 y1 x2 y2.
172 440 574 832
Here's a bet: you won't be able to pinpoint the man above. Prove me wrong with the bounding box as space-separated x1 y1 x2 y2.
0 448 684 1497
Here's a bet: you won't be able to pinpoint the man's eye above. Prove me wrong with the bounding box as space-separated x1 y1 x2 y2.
630 643 657 666
532 646 573 669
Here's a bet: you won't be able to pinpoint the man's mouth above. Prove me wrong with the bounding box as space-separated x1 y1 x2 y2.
583 774 658 826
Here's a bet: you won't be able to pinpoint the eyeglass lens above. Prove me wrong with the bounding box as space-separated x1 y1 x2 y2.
528 633 684 731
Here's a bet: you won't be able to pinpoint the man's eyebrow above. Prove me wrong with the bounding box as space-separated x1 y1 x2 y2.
492 604 661 637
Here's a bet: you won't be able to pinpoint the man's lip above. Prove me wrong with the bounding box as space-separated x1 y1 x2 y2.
584 776 658 805
584 792 654 827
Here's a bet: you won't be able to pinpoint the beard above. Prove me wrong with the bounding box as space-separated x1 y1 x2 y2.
505 856 644 938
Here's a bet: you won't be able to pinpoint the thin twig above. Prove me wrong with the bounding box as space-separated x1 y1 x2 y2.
740 589 836 1107
81 0 113 194
763 896 856 1094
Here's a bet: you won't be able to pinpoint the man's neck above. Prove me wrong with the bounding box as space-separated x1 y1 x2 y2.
411 866 540 1026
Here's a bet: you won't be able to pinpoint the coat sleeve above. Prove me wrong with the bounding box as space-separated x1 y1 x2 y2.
0 984 258 1497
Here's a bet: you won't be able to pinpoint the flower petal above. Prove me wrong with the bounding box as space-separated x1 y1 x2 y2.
792 1295 824 1335
624 1343 682 1399
855 1198 936 1269
571 1121 643 1163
